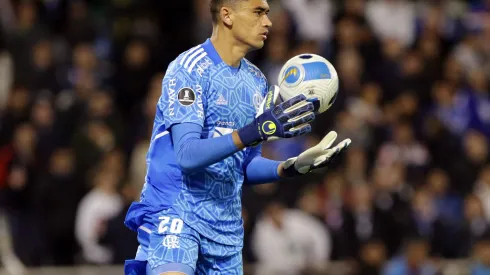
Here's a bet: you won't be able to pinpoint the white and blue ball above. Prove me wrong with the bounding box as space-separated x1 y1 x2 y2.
278 53 339 114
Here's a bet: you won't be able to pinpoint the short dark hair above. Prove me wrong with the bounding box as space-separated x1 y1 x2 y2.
210 0 245 24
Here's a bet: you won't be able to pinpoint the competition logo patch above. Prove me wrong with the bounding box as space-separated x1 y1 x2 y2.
177 87 196 106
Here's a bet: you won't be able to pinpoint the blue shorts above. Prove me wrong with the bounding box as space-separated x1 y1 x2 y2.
126 208 243 275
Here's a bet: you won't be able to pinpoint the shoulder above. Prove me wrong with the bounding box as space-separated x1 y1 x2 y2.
286 210 324 228
243 58 267 81
382 258 405 274
168 44 214 80
243 58 269 96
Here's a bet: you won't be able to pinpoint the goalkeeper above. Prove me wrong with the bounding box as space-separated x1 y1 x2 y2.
124 0 351 274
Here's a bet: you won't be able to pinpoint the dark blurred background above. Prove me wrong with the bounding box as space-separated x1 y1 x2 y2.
0 0 490 274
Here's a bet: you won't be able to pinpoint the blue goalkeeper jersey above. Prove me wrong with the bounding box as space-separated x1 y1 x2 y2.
125 39 268 247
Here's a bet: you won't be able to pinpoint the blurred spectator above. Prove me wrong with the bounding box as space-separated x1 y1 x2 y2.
84 90 125 146
366 0 416 47
430 80 472 137
27 39 59 94
114 39 153 120
466 70 490 139
371 164 413 256
335 111 372 150
382 238 438 275
0 86 30 145
0 29 13 111
99 183 139 264
343 146 368 186
66 43 106 90
0 123 45 266
457 194 490 258
471 238 490 275
243 182 282 227
30 95 58 166
376 120 430 182
36 148 83 265
474 165 490 221
356 240 387 275
64 0 96 47
448 130 489 194
346 82 384 131
340 183 390 259
425 168 462 225
451 33 485 76
405 187 447 257
298 171 346 259
252 201 331 275
75 167 123 264
71 120 117 181
7 1 48 85
281 0 334 45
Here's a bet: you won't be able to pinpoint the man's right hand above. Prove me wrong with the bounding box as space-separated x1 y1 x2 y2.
237 85 317 147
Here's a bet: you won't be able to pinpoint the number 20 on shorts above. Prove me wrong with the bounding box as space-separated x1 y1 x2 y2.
158 216 184 234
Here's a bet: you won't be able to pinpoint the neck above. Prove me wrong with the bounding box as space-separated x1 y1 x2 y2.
210 26 248 67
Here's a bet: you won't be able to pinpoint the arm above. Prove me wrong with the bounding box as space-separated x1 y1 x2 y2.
171 123 245 174
244 131 352 183
172 122 289 179
168 83 316 175
242 144 284 185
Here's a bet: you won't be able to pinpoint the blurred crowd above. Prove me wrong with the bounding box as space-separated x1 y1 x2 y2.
0 0 490 274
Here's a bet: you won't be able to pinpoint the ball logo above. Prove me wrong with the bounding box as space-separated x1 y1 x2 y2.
177 87 196 106
284 66 300 84
262 121 276 135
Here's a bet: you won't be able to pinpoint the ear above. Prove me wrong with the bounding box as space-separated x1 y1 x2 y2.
220 6 233 26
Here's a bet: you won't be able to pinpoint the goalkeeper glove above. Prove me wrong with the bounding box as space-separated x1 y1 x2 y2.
237 85 318 147
282 131 351 176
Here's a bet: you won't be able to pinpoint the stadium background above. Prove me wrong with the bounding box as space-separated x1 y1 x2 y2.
0 0 490 274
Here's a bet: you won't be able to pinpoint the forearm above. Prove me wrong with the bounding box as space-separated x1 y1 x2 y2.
176 134 240 174
173 123 243 174
245 156 284 185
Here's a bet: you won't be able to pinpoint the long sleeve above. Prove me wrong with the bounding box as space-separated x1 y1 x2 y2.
171 123 240 174
243 144 281 184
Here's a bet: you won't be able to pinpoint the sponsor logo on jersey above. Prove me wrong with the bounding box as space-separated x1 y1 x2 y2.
216 94 228 105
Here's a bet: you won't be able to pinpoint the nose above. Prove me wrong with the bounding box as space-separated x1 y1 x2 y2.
263 14 272 28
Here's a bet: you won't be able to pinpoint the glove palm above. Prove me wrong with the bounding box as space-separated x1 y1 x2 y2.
283 131 351 176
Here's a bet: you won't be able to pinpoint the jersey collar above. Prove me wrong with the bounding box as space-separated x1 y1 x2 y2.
202 38 222 65
202 38 242 74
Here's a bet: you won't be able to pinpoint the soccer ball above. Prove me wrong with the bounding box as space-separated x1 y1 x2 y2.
277 53 339 114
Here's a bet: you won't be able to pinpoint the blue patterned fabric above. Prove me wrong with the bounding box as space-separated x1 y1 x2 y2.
125 38 269 253
132 208 243 274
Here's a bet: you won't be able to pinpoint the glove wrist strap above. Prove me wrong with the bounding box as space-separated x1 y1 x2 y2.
282 158 302 178
237 119 263 147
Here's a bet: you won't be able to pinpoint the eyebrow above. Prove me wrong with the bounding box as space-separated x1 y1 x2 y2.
253 6 269 12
